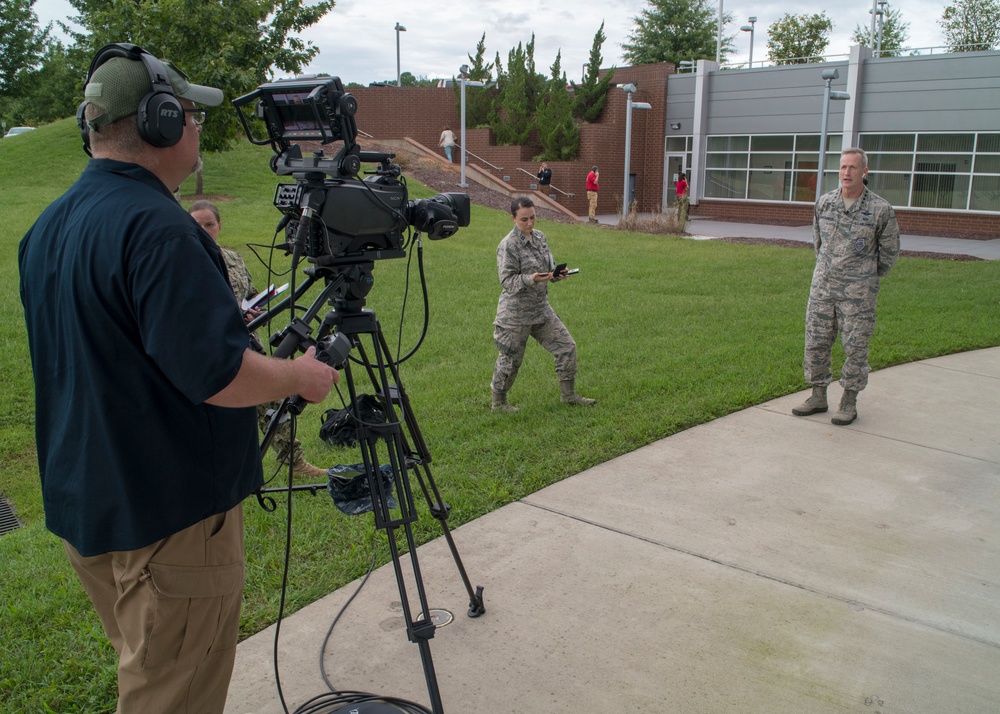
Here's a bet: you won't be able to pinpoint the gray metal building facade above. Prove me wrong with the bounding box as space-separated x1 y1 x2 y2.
662 46 1000 234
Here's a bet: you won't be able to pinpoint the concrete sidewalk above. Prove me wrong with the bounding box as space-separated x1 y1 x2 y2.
226 347 1000 714
594 214 1000 260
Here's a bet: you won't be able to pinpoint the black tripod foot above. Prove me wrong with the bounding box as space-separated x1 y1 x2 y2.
468 585 486 618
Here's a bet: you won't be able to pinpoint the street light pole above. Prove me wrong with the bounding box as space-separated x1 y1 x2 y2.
817 68 851 202
740 17 756 67
458 64 485 189
619 83 652 220
394 23 406 87
716 0 724 63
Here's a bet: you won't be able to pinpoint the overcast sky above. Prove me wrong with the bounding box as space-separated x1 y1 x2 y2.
35 0 950 85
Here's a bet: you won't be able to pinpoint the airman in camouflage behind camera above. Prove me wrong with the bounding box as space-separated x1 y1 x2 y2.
793 148 900 425
189 200 329 477
490 196 595 412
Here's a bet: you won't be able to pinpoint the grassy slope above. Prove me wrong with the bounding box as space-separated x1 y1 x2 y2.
1 119 998 711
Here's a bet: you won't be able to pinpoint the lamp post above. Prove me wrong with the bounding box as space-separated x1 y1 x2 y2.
740 17 756 67
716 0 724 63
876 1 888 58
458 64 484 188
619 83 652 220
817 68 851 202
394 22 406 87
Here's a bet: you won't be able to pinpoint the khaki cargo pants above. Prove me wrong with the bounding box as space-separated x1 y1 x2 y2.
64 504 245 713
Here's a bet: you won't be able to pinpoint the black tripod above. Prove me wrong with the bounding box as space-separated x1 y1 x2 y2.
252 259 485 714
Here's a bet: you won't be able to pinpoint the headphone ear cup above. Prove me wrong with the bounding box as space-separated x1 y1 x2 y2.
76 100 93 157
137 91 185 148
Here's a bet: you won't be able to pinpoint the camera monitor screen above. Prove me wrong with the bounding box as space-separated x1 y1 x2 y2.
270 91 326 138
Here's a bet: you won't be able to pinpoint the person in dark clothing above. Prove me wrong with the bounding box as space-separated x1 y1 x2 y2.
18 44 338 713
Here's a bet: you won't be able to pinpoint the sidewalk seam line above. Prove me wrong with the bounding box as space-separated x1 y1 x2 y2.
518 499 1000 651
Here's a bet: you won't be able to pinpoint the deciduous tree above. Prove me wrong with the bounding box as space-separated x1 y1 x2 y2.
940 0 1000 51
851 6 910 57
766 12 833 65
0 0 50 96
622 0 735 66
66 0 335 153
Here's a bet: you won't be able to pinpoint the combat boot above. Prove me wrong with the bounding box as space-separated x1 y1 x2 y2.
491 389 519 413
291 457 329 478
792 385 828 416
560 379 596 406
831 389 858 426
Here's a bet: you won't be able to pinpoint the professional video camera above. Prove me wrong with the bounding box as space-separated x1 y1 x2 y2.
233 76 470 265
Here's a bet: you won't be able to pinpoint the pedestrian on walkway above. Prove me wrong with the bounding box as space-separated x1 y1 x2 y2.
793 147 899 425
586 166 599 223
675 173 689 224
491 196 595 412
537 162 552 186
438 126 456 162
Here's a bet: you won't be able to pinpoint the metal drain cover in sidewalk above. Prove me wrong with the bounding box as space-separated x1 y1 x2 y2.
0 497 23 535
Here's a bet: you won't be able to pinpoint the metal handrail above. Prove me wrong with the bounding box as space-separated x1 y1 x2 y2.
515 167 575 197
457 144 502 172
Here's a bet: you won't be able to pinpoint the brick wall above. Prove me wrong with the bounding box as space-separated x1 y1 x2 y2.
347 64 675 219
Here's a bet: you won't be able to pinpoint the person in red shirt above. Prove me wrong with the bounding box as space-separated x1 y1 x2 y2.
675 173 689 223
585 166 600 223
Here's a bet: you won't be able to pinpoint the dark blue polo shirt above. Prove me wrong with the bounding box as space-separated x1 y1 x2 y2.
19 158 262 556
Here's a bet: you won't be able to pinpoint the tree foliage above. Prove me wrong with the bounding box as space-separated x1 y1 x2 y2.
571 22 616 122
65 0 335 152
766 12 833 65
453 32 495 128
490 41 533 145
622 0 735 66
534 50 579 161
1 40 79 126
851 6 910 57
0 0 50 96
940 0 1000 51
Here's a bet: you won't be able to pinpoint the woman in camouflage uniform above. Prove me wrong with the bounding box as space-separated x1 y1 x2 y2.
189 201 328 477
490 196 595 412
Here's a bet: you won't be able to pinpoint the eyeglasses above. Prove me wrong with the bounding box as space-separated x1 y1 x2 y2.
184 109 206 126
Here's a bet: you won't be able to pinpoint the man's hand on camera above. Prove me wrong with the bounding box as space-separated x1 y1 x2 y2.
294 345 340 403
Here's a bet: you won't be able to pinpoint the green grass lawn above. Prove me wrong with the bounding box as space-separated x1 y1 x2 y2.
2 119 999 712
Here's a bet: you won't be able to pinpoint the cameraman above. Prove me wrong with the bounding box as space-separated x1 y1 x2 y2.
18 46 338 713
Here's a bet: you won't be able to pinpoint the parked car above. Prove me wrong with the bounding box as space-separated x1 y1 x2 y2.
4 126 35 138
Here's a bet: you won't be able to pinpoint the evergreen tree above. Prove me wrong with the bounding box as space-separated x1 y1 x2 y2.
571 22 616 122
534 50 579 161
489 42 533 145
453 32 495 128
622 0 735 66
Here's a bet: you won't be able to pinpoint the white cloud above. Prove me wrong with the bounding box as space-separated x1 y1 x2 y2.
34 0 949 85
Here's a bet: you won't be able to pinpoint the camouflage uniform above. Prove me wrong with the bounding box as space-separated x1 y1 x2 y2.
804 187 900 392
220 247 305 466
491 226 578 394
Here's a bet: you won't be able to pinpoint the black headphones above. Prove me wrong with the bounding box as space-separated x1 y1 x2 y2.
77 43 186 155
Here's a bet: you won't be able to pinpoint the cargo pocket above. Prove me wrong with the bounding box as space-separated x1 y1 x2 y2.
140 560 244 669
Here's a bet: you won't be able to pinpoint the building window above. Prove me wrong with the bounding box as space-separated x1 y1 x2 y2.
861 132 998 213
705 133 840 202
